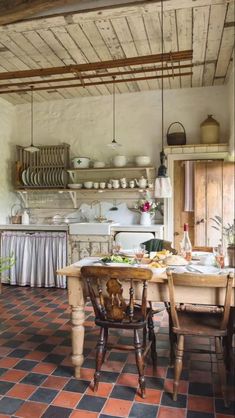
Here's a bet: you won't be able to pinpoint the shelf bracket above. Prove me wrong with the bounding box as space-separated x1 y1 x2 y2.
68 191 77 208
17 191 28 208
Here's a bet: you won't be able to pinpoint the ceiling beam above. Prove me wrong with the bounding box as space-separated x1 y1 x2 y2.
0 72 193 94
0 0 83 26
0 63 193 89
0 50 193 81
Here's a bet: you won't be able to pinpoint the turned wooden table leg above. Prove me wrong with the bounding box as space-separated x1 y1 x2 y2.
67 276 85 378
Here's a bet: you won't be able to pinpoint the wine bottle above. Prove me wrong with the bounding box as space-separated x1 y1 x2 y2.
181 223 192 261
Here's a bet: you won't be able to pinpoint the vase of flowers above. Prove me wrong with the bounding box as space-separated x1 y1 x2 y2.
211 216 235 267
134 191 160 226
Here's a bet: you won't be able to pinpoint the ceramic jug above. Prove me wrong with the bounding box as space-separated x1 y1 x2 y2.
135 176 148 189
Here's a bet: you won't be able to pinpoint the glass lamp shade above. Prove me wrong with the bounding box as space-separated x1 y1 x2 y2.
24 144 39 153
154 176 172 198
107 139 122 148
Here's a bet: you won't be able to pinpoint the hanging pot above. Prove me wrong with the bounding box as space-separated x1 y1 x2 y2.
166 122 186 146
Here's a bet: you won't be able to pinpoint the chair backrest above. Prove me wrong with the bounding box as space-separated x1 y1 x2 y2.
193 246 213 253
81 266 152 322
166 270 234 330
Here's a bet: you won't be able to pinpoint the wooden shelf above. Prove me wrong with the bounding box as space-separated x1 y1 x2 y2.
67 165 155 172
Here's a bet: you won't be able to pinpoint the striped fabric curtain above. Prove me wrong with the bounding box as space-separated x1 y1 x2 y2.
1 231 67 288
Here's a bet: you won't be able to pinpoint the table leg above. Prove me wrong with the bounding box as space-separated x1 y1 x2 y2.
67 276 85 378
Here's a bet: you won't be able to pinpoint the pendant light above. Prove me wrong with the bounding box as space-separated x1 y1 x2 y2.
24 86 39 153
107 76 122 148
154 0 172 198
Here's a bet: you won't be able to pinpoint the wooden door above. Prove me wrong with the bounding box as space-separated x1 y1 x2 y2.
174 160 194 252
194 161 234 246
174 160 234 251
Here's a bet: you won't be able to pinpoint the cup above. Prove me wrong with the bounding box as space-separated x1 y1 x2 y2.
121 182 127 189
100 182 106 189
93 182 99 189
213 245 225 268
107 183 112 189
133 244 146 264
129 180 135 188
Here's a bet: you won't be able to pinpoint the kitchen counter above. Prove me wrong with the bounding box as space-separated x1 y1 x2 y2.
111 224 164 232
0 224 69 231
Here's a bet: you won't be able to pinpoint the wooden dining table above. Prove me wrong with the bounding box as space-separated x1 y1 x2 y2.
57 261 235 378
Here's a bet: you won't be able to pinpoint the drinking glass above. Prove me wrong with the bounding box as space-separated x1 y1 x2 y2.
213 245 225 268
112 241 121 255
133 244 146 264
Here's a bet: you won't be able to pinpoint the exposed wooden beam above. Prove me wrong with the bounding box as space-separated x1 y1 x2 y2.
0 0 82 26
0 71 193 94
0 63 193 89
0 50 193 81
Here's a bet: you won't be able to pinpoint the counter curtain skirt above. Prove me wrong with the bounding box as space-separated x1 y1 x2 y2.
0 231 67 288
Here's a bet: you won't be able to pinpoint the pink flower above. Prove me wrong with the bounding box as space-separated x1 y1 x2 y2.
141 201 151 212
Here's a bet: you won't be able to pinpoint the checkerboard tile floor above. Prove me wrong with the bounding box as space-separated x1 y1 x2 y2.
0 285 234 418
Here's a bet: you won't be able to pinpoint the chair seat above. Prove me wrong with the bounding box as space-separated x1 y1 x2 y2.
173 311 227 337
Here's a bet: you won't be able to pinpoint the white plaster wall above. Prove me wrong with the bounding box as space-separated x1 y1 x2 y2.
0 98 18 224
15 85 230 168
227 61 234 159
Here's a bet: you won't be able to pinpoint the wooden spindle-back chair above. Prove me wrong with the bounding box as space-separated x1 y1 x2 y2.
81 266 156 398
167 270 234 407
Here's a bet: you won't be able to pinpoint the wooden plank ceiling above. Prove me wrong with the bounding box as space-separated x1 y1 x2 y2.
0 0 234 104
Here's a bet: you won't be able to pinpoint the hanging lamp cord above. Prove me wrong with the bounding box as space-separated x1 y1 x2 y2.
161 0 164 154
30 86 34 146
112 76 116 143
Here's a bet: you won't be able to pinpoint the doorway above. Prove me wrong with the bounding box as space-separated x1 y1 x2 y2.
173 159 234 251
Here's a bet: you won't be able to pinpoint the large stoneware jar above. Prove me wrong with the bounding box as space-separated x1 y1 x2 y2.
200 114 220 144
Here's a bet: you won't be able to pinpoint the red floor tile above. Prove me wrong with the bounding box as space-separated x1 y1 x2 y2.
52 390 82 408
32 362 57 374
135 388 161 404
14 401 48 418
117 373 139 387
158 406 186 418
102 398 132 417
188 395 214 413
1 369 27 382
42 375 69 389
25 351 48 361
164 378 188 394
86 382 114 397
70 411 99 418
7 383 36 399
0 357 19 368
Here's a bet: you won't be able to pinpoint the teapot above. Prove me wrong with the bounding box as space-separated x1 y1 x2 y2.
135 176 148 189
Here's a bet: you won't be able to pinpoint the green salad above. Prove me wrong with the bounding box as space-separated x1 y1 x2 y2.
101 255 135 264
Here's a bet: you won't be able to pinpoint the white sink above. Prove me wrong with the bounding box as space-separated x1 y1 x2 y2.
69 222 118 235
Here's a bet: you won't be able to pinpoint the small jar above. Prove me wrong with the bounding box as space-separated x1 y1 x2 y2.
200 114 220 144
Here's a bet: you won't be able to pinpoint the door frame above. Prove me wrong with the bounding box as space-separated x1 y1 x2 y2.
163 146 229 244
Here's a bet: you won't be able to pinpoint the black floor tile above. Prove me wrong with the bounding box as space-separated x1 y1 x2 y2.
28 335 47 342
52 366 74 377
110 385 136 401
29 387 59 403
122 364 138 374
13 359 38 371
42 405 72 418
99 371 119 383
129 403 158 418
161 392 187 408
0 381 14 395
21 372 48 386
42 354 65 364
215 398 235 415
145 376 164 390
8 349 30 358
108 352 128 362
187 412 214 418
0 368 7 377
2 339 22 348
36 343 55 352
166 367 189 380
0 397 24 414
188 382 213 397
63 379 90 393
77 394 106 412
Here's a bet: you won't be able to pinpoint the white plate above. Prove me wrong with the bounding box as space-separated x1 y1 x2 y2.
105 262 134 267
21 169 28 186
150 267 166 275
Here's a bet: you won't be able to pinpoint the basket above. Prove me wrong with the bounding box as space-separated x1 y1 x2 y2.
167 122 186 146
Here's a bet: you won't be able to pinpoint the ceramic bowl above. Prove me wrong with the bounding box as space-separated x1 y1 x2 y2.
84 181 93 189
68 183 83 189
72 157 90 168
135 156 151 166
